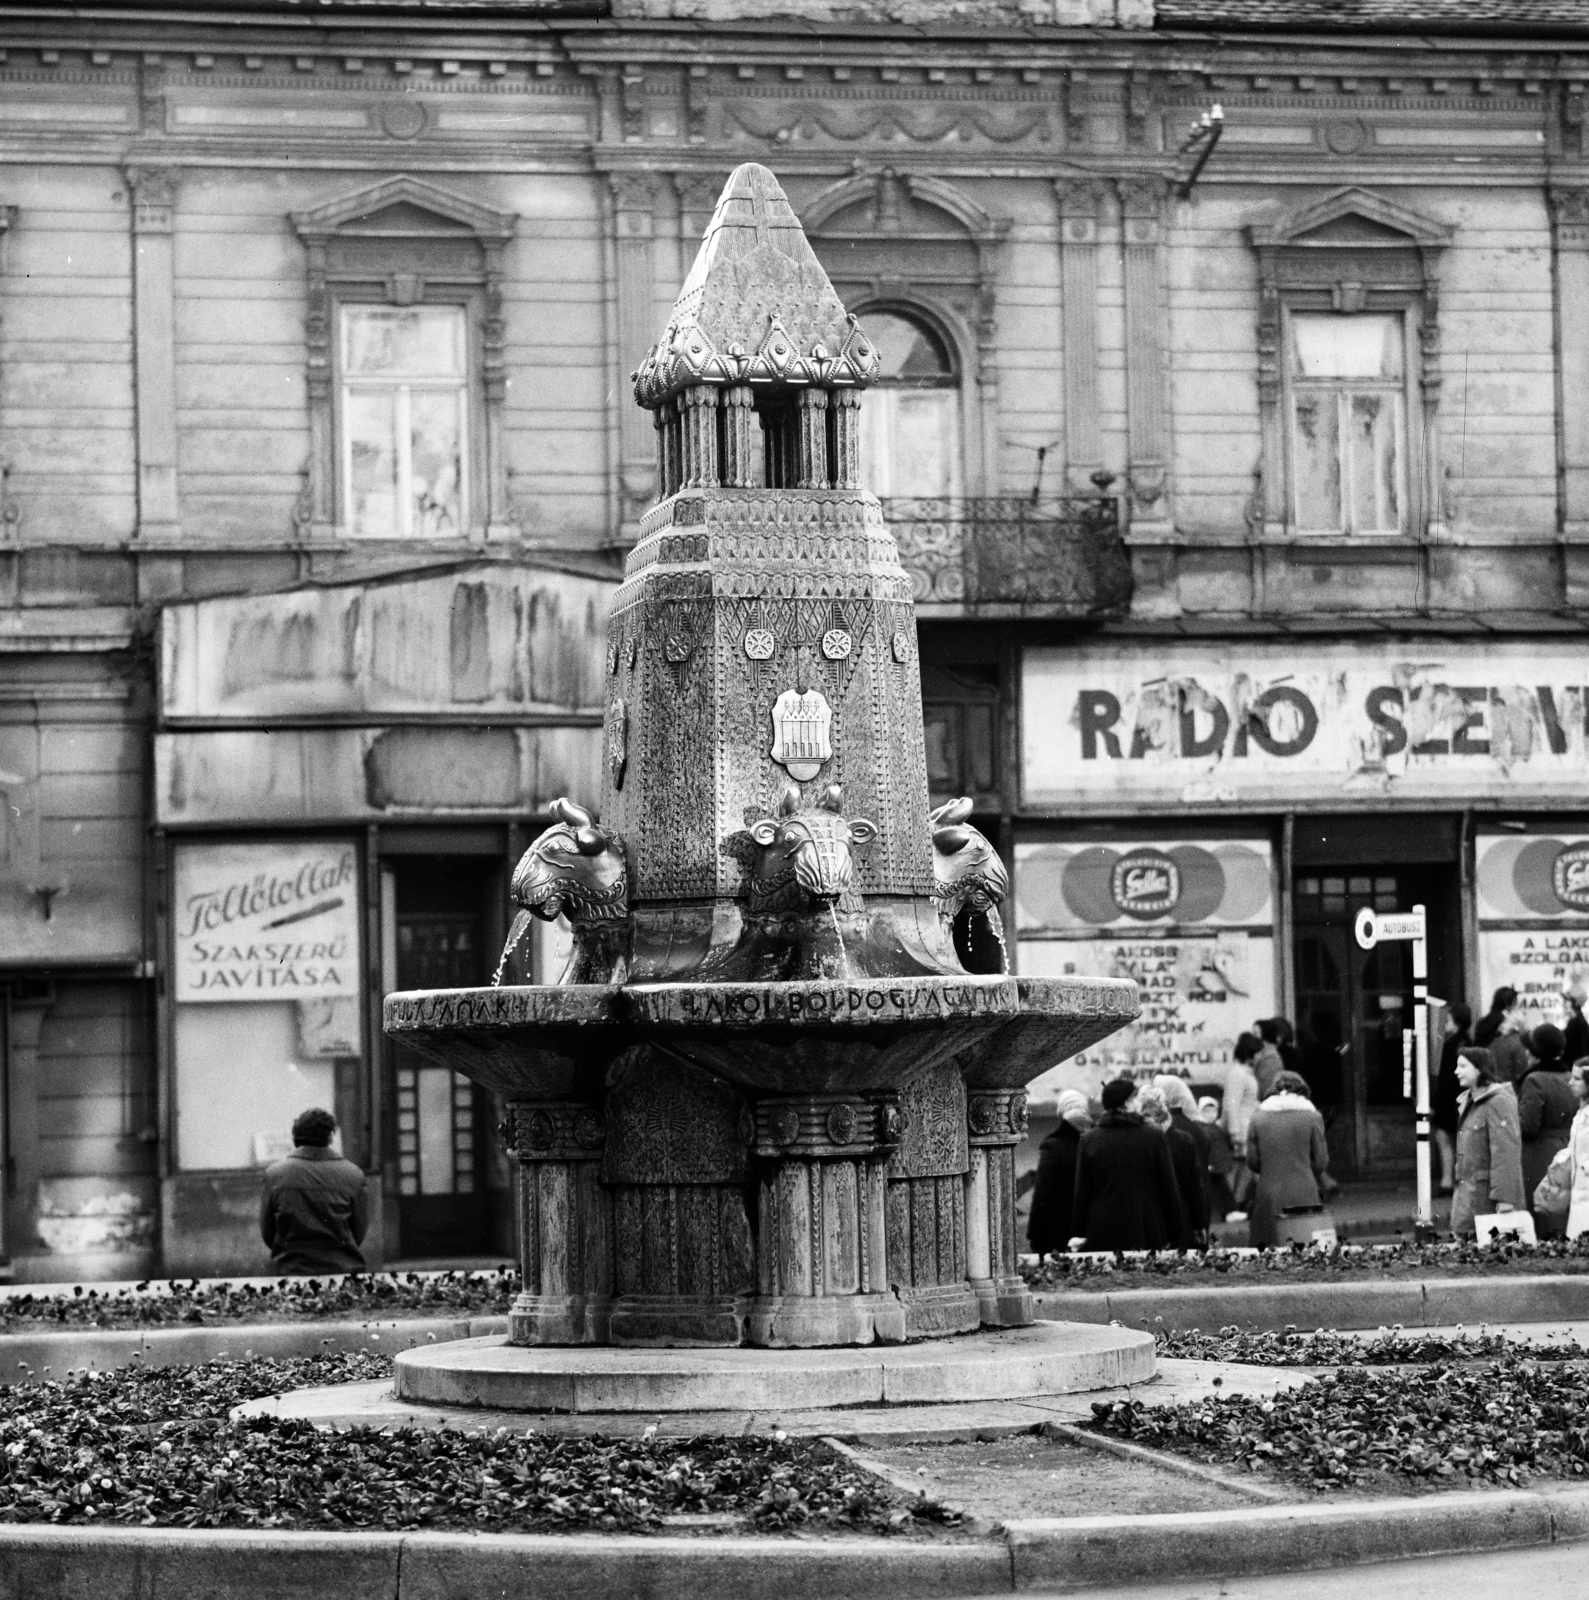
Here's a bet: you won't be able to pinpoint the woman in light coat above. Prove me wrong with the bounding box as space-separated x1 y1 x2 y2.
1449 1047 1527 1237
1245 1071 1331 1248
1563 1060 1589 1241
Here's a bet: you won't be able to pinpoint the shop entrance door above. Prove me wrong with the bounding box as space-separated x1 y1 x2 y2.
1293 865 1459 1180
388 862 495 1259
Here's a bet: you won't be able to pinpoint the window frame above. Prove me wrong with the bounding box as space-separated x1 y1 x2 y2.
334 295 480 542
1281 306 1417 538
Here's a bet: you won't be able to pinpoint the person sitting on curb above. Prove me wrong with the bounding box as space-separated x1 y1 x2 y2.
1449 1048 1526 1238
260 1107 370 1275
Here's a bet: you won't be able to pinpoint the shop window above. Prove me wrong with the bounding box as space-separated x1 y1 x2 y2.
1287 313 1407 535
921 662 998 803
860 310 962 500
341 306 468 539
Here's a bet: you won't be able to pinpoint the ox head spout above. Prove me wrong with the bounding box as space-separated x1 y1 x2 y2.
930 796 1010 974
510 797 629 924
749 786 877 909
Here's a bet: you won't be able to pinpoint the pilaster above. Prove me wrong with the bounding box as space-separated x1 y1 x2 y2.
1551 187 1589 601
1056 180 1104 491
1116 176 1173 537
612 174 661 537
126 167 181 543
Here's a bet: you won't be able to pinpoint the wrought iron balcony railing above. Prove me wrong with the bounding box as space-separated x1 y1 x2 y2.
880 486 1132 615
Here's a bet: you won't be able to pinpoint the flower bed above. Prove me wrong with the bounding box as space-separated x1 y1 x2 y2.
1091 1357 1589 1492
0 1354 941 1534
0 1271 517 1332
1024 1236 1589 1291
1157 1326 1588 1367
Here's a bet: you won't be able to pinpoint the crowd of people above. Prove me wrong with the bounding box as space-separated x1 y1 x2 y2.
1027 992 1589 1255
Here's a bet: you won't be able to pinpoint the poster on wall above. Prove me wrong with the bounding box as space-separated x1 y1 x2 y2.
1024 640 1589 811
173 840 360 1003
1476 833 1589 1036
1015 838 1278 1109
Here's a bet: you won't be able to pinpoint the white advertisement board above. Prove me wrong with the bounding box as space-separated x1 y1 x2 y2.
172 840 360 1003
1024 640 1589 811
1015 838 1278 1108
1476 832 1589 1035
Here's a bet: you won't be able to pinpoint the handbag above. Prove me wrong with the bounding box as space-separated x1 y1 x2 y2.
1534 1149 1574 1219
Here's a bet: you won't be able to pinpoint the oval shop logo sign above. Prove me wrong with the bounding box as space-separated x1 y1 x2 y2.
1552 843 1589 911
1110 850 1182 920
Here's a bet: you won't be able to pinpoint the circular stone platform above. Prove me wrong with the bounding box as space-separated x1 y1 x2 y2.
387 1322 1154 1415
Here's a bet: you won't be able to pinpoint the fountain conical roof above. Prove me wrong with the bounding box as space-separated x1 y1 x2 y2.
632 162 880 408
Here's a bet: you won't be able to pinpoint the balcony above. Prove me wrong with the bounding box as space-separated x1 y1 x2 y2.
881 489 1132 618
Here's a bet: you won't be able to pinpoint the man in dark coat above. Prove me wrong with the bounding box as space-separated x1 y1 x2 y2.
1071 1079 1186 1252
1518 1023 1578 1232
1027 1090 1091 1255
260 1108 370 1275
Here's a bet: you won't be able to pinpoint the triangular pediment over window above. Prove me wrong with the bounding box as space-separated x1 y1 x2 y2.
1248 186 1454 252
291 175 516 246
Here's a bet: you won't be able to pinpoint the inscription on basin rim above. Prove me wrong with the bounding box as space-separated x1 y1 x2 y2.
637 980 1018 1024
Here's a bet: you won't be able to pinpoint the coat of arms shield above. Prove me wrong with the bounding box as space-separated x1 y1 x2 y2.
769 688 833 781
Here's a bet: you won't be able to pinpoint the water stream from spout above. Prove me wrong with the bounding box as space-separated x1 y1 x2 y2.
827 901 848 972
491 910 532 988
992 911 1011 975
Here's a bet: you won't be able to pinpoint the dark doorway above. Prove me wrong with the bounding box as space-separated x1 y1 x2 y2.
1293 863 1462 1179
387 858 500 1259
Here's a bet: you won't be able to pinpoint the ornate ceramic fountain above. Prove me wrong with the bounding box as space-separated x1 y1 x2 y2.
384 165 1138 1358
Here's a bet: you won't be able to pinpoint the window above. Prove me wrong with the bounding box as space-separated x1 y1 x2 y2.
341 306 467 539
860 311 962 500
921 662 999 803
1287 313 1406 535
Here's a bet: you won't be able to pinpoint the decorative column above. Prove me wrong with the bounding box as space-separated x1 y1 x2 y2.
796 388 829 488
964 1088 1033 1328
126 167 180 541
680 386 720 487
481 240 515 537
611 174 660 533
832 390 862 489
722 385 758 488
1552 186 1589 601
749 1095 905 1347
508 1100 613 1345
883 1064 978 1337
1056 180 1105 491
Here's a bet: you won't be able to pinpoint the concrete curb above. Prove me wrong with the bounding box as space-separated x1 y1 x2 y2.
1034 1272 1589 1332
0 1316 509 1381
1 1484 1588 1598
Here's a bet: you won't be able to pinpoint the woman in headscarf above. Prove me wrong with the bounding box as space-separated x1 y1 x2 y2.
1026 1088 1092 1256
1137 1085 1209 1250
1155 1074 1215 1220
1449 1046 1526 1238
1245 1070 1331 1249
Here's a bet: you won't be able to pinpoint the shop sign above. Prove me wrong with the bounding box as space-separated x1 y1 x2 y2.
172 840 360 1003
1016 838 1276 1108
1476 833 1589 1035
1024 640 1589 810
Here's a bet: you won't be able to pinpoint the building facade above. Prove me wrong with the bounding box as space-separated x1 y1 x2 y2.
3 0 1589 1277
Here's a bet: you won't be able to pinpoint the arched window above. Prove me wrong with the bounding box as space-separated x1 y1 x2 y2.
858 310 962 501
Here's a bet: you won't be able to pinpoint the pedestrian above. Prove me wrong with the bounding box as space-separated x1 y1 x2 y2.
1223 1035 1263 1210
1517 1023 1577 1234
1473 987 1516 1048
1245 1070 1332 1249
259 1107 370 1275
1432 1001 1472 1196
1138 1085 1209 1249
1448 1048 1527 1237
1250 1023 1286 1100
1071 1079 1187 1253
1197 1094 1239 1221
1564 984 1589 1068
1563 1060 1589 1241
1027 1089 1092 1256
1260 1017 1304 1081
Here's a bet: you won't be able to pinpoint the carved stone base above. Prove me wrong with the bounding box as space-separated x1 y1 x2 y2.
608 1293 750 1347
746 1291 907 1349
972 1276 1035 1330
509 1292 612 1347
897 1282 981 1339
